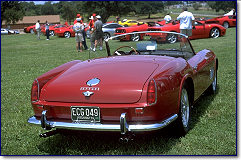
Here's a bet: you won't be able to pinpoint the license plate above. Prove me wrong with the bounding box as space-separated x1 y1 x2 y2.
71 106 100 122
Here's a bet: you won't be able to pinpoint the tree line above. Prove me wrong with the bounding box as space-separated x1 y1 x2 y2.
1 1 236 27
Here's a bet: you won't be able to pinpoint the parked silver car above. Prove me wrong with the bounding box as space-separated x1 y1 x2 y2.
86 23 123 40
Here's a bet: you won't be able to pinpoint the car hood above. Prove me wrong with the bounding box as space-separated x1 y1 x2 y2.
41 56 172 104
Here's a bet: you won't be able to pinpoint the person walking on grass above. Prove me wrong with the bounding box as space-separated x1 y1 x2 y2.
73 18 84 52
45 21 50 40
35 20 41 40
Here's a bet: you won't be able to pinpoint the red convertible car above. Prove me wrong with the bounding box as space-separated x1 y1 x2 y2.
205 15 236 28
147 21 226 43
28 31 217 141
41 24 68 36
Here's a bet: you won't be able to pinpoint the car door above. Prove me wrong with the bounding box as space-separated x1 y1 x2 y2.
188 50 215 100
190 21 205 39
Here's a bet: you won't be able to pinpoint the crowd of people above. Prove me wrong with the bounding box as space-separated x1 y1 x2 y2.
34 8 197 52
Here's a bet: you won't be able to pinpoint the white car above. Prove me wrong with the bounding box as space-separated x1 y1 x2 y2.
1 28 9 35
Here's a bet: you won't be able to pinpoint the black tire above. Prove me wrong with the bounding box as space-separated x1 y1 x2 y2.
210 28 220 38
175 86 190 136
64 32 71 38
49 30 55 36
166 33 177 43
223 21 229 29
207 68 217 94
131 33 140 41
30 29 34 34
103 32 110 40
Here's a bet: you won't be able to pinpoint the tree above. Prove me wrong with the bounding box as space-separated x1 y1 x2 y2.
40 1 57 15
133 1 164 19
207 1 236 12
1 1 25 27
82 1 134 23
193 2 201 11
57 1 77 24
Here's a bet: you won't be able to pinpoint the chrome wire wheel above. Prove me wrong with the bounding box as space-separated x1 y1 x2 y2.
212 72 217 92
180 89 190 129
210 28 220 38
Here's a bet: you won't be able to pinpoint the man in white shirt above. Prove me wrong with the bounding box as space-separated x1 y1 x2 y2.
164 13 172 24
177 7 195 37
35 20 40 40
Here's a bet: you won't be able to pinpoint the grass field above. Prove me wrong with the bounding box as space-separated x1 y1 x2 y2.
1 27 236 155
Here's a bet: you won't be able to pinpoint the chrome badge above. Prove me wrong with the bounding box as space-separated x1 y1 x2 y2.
86 78 100 87
83 91 94 97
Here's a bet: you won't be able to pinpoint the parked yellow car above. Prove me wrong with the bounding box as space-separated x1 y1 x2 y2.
118 19 144 27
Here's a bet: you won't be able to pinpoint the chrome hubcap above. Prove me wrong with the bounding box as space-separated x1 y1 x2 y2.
65 32 70 38
181 89 189 128
211 29 220 38
168 34 177 43
212 73 217 91
132 34 140 41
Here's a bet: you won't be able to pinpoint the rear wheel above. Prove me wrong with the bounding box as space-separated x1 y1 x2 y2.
176 87 190 136
131 33 140 41
103 32 110 40
210 28 220 38
166 33 177 43
30 29 34 34
64 32 71 38
49 30 55 36
223 21 229 28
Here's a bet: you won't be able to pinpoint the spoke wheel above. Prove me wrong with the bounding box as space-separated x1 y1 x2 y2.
166 34 177 43
49 30 55 36
103 32 110 40
223 21 229 29
131 33 140 41
175 86 190 136
64 32 70 38
207 68 217 94
210 28 220 38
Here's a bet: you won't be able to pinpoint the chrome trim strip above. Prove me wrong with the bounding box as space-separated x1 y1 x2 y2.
120 113 129 134
28 114 178 132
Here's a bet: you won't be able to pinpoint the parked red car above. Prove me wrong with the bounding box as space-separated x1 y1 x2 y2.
115 22 161 41
205 15 236 28
28 31 218 141
147 21 226 43
55 25 75 38
41 24 67 36
24 25 35 33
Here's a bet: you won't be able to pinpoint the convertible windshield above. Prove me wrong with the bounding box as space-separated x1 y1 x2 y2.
105 31 195 60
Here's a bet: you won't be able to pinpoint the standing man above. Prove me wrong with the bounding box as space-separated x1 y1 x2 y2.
74 14 88 50
164 13 172 24
35 20 40 40
93 15 103 51
89 13 97 51
73 18 84 52
45 21 50 40
177 7 195 37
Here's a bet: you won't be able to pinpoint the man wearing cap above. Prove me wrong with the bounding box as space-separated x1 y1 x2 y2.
89 13 97 50
93 15 103 51
74 14 88 50
73 18 84 52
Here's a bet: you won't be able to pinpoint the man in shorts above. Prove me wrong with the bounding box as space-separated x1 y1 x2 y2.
177 7 195 37
73 18 84 52
93 15 103 51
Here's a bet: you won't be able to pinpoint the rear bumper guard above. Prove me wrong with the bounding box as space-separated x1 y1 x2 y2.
28 111 178 134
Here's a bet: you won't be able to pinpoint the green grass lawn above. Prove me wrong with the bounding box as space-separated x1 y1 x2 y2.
1 28 236 155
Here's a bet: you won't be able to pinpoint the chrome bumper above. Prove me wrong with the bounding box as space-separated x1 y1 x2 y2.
28 111 178 134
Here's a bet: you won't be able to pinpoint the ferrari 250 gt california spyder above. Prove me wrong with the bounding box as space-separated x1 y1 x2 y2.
28 31 218 141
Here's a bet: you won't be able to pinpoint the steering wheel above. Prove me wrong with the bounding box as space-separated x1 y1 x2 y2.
113 46 140 55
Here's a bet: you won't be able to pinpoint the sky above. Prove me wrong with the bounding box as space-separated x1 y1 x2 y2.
26 1 59 5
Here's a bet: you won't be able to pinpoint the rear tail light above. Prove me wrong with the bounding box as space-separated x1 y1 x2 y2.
147 79 157 105
31 79 39 102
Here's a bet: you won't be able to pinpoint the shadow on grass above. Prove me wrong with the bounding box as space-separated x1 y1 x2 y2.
37 87 219 156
